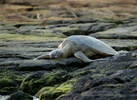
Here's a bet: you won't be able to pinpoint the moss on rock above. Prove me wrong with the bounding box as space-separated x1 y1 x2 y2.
20 70 70 95
0 33 64 42
36 78 75 100
0 87 18 95
0 78 18 95
7 91 33 100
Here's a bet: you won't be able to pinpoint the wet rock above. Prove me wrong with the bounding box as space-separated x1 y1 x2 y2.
0 1 137 100
36 78 75 100
58 51 137 100
20 70 69 95
53 22 116 36
75 18 98 23
16 25 46 35
0 25 17 31
90 24 137 51
0 40 137 100
85 22 116 33
129 62 137 69
42 20 76 25
0 24 17 34
101 39 137 51
7 91 33 100
1 57 85 71
90 25 137 39
0 78 18 95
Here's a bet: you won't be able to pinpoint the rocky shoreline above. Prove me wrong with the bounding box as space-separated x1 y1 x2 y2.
0 0 137 100
0 18 137 100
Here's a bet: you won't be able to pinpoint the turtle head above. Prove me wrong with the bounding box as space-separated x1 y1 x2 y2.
50 49 63 59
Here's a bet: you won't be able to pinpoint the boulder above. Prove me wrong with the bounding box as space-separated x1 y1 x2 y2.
58 51 137 100
7 91 33 100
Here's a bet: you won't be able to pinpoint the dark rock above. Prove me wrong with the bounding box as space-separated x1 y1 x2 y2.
7 91 33 100
0 13 137 100
58 51 137 100
101 39 137 51
45 24 69 29
0 78 18 95
36 78 75 100
90 25 137 39
25 19 117 37
75 18 98 23
2 57 85 71
20 70 69 95
0 25 17 31
55 28 87 36
0 25 17 34
54 22 116 36
128 62 137 69
0 0 6 4
16 25 46 35
42 20 76 25
87 23 116 33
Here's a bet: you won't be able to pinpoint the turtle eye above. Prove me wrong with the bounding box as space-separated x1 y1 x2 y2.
54 51 58 58
50 51 57 59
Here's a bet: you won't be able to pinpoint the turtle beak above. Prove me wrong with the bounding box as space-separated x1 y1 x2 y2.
50 49 63 59
50 51 58 59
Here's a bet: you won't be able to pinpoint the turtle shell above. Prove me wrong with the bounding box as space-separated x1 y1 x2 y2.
61 35 118 56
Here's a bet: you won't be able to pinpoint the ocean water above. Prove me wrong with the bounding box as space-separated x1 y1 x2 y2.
0 95 9 100
0 95 39 100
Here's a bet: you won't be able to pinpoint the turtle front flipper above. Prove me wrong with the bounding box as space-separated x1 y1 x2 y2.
74 51 92 63
33 54 50 60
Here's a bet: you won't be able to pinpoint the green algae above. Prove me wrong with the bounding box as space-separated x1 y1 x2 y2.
36 78 75 100
0 78 16 89
0 70 26 95
20 70 69 95
0 87 18 95
0 33 64 42
0 78 18 95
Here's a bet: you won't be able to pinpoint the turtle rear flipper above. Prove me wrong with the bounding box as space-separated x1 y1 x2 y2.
74 51 92 63
33 54 50 60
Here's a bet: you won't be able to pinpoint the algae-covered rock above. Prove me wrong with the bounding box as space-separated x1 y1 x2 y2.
20 70 70 95
0 1 137 100
36 79 75 100
7 91 33 100
0 78 18 95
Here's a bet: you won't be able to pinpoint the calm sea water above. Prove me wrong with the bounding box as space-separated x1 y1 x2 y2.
0 95 39 100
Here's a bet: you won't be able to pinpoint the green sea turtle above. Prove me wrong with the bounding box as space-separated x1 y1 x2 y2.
34 35 118 63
